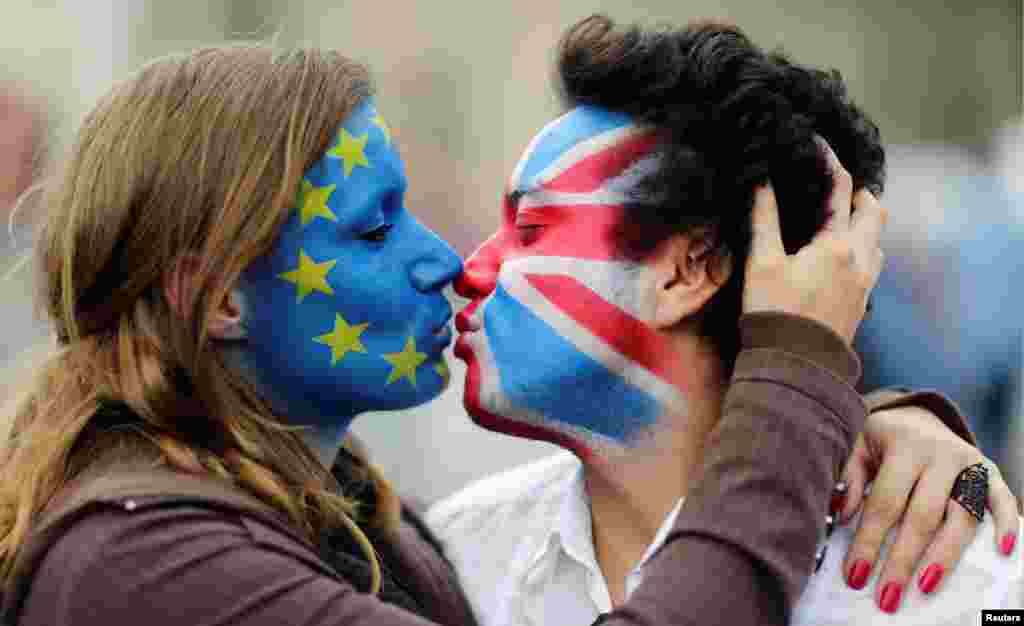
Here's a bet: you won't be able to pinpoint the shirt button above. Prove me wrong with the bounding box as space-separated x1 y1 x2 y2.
123 500 137 511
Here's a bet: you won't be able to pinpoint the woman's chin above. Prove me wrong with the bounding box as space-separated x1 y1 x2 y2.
386 384 447 411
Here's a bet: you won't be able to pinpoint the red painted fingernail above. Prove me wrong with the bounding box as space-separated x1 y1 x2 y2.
847 559 872 589
879 582 904 613
918 563 944 594
1000 532 1017 556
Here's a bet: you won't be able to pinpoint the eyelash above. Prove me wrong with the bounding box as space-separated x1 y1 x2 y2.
360 223 393 242
516 224 543 246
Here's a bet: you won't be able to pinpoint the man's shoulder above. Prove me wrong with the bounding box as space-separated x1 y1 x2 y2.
424 452 581 626
425 451 579 538
793 516 1022 625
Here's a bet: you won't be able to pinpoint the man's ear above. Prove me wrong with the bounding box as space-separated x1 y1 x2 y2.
164 255 247 341
651 232 733 329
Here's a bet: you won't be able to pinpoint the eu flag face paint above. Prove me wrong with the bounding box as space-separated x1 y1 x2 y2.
454 105 688 458
236 99 462 434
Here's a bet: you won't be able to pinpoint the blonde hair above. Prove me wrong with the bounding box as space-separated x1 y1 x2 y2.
0 45 402 593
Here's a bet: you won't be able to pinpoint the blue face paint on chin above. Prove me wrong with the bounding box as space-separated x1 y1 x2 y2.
235 99 462 434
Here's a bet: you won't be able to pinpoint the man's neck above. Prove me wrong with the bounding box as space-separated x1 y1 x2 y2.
582 346 725 607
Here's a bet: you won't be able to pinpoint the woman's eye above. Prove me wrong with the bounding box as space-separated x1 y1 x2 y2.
360 224 394 242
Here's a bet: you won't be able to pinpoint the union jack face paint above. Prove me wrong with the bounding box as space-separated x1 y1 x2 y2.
454 106 690 458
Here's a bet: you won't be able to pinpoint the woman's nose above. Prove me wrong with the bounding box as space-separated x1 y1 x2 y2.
409 222 464 293
455 233 503 300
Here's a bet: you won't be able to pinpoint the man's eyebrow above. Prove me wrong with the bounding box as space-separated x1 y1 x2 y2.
505 189 526 206
504 188 530 214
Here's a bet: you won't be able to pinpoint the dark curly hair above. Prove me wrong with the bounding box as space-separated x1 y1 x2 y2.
557 15 885 371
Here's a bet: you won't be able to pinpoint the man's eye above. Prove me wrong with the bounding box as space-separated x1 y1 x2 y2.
360 224 393 242
516 224 543 246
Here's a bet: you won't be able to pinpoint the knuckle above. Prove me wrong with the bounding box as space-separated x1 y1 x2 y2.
867 499 904 527
834 168 853 191
851 531 884 559
957 449 983 468
905 507 943 538
828 239 856 266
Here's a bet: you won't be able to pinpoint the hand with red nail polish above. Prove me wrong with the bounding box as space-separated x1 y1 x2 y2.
837 404 1022 618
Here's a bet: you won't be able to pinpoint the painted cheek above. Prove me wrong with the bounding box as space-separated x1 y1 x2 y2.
481 275 662 442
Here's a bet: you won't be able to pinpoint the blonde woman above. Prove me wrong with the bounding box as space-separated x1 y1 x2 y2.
0 45 1012 626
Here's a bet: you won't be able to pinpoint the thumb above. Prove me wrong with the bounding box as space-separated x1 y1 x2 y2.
748 182 785 264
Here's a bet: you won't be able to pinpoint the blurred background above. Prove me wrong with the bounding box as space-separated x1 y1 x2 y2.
2 0 1022 503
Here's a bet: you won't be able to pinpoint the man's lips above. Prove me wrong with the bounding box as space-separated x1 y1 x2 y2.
455 303 481 333
454 302 481 361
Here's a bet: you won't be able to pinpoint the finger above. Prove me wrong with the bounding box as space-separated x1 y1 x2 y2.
843 458 917 590
816 136 853 235
850 188 889 255
986 462 1020 556
914 498 979 596
748 182 785 260
838 435 872 524
873 468 951 613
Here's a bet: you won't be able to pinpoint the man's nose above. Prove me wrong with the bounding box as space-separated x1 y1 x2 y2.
455 234 503 299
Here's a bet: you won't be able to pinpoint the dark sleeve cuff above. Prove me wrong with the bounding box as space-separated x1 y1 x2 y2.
864 388 978 446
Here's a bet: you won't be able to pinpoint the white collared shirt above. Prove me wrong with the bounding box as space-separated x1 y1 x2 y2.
427 452 1022 626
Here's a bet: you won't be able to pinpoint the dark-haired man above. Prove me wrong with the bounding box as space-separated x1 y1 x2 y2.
428 16 1021 626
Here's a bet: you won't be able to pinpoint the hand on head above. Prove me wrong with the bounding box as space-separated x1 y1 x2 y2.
743 138 888 344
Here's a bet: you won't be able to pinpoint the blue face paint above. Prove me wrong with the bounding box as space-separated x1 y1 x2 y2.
236 99 462 436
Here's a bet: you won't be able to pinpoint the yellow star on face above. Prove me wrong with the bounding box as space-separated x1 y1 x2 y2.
314 314 369 365
383 336 428 387
370 112 392 144
327 128 371 177
297 179 337 226
278 250 336 303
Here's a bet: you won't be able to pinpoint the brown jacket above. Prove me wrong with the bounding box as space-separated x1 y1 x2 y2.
2 313 972 626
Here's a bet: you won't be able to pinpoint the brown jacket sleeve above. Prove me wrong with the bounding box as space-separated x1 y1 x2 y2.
19 312 865 626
